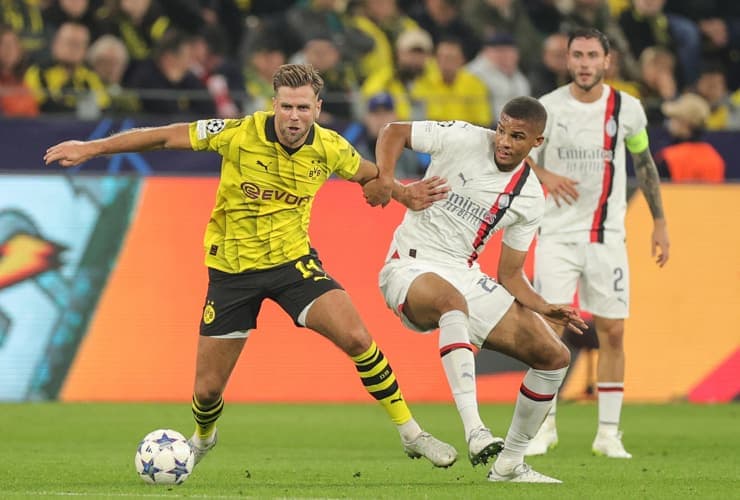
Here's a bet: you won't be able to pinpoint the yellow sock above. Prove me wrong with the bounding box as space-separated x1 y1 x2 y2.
191 394 223 440
352 341 412 425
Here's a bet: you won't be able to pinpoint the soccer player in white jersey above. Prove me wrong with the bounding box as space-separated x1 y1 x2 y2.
525 28 670 459
376 96 588 483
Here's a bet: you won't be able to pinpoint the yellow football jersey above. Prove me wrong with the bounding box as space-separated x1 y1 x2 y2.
189 111 361 272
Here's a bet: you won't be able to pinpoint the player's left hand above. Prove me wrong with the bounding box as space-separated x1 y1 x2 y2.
652 219 670 267
362 174 394 207
399 176 449 210
541 304 588 335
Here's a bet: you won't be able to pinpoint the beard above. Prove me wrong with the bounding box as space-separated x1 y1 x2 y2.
397 66 424 83
571 68 605 92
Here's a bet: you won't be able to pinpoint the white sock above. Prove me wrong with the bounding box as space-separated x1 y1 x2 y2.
597 382 624 435
438 310 484 439
496 367 568 471
542 394 558 429
397 417 423 443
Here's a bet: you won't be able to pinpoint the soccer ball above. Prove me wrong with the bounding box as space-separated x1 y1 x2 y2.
134 429 195 485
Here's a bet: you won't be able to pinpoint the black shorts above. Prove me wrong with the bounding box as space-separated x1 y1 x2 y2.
199 249 343 336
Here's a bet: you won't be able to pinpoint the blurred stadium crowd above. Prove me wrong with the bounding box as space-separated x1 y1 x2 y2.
1 0 738 178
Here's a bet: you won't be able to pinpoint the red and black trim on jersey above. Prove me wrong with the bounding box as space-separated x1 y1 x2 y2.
590 87 622 243
467 164 530 267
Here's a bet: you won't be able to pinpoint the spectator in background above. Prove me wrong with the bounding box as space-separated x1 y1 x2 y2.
277 0 374 72
411 0 480 62
520 0 564 35
0 24 38 117
362 28 434 121
527 32 569 98
43 0 103 39
560 0 640 80
604 45 641 98
298 36 358 126
189 27 243 118
467 33 530 122
97 0 171 80
126 29 215 116
462 0 543 72
243 36 285 114
348 92 424 178
638 46 677 124
411 36 491 126
87 33 140 113
24 21 110 114
618 0 701 88
350 0 419 81
694 64 736 131
656 92 725 182
1 0 46 56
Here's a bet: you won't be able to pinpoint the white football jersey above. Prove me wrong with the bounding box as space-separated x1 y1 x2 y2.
386 120 545 268
531 84 647 243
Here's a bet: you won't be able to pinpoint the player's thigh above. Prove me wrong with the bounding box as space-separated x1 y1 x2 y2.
271 250 345 325
482 301 570 370
272 251 368 355
403 272 468 331
464 272 516 348
580 242 630 319
534 239 582 304
199 267 266 337
380 259 471 332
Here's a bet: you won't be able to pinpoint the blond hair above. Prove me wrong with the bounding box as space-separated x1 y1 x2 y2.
272 64 324 96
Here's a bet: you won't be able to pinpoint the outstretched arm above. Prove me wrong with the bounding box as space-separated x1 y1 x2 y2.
631 147 670 267
44 123 192 167
498 243 587 334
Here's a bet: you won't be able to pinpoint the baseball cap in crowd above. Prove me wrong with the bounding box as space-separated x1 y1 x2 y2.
661 93 710 128
396 29 433 53
483 33 517 47
367 92 395 112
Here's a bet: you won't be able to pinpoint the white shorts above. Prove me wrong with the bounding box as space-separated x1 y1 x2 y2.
379 258 515 348
534 239 629 319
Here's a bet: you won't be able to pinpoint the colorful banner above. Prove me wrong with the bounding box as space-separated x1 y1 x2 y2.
0 175 140 400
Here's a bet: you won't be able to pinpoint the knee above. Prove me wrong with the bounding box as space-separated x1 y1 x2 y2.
193 385 222 406
343 329 374 357
599 324 625 351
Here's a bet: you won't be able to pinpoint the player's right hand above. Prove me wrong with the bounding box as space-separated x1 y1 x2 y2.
399 176 449 210
541 170 579 207
542 304 588 335
44 140 95 167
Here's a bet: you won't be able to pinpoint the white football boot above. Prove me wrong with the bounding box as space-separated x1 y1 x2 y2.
402 431 458 467
467 427 505 466
188 429 218 466
487 462 562 483
592 429 632 458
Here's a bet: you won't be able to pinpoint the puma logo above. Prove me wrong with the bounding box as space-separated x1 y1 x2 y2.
390 396 404 404
458 172 470 186
256 160 271 171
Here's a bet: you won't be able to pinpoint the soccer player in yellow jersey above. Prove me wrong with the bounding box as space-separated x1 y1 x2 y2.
44 64 456 469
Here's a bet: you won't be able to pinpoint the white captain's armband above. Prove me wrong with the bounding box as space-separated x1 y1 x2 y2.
625 128 649 154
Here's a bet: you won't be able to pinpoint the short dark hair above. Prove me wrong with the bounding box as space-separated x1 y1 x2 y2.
272 64 324 96
501 96 547 133
568 27 610 55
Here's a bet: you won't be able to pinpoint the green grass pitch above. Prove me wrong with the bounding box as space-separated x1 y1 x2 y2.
1 402 738 499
